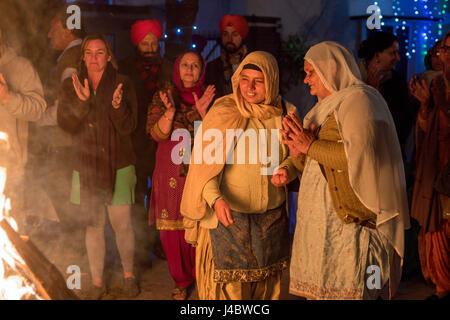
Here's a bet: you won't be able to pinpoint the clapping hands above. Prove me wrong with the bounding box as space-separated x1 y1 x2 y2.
193 85 215 118
159 89 176 119
409 76 430 107
112 83 123 109
281 114 317 158
72 74 90 101
270 114 316 188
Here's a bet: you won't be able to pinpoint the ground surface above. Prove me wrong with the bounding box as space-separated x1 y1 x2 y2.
24 219 436 301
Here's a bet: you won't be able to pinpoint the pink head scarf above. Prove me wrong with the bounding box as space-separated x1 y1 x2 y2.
130 20 163 46
173 51 206 105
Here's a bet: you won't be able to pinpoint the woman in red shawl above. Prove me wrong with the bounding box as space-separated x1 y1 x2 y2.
146 50 215 300
409 31 450 300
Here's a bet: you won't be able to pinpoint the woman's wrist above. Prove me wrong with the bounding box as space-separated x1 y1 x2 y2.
306 139 316 155
199 109 207 119
163 110 175 121
112 101 121 109
419 101 431 115
418 108 429 120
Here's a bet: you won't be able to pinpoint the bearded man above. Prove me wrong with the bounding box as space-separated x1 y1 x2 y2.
118 19 173 266
205 14 249 99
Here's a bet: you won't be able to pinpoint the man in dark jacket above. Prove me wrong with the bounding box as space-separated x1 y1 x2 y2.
118 19 172 266
205 14 249 100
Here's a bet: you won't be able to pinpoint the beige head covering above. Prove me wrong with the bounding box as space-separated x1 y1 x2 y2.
303 41 410 297
180 51 285 245
231 51 282 119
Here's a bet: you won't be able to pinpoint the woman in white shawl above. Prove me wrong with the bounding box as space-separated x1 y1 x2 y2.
275 41 410 299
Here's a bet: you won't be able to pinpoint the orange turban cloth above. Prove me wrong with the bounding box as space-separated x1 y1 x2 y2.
130 19 163 46
219 14 249 39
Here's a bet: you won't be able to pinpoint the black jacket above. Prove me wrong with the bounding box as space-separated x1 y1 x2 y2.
205 56 231 100
118 55 173 176
379 70 415 149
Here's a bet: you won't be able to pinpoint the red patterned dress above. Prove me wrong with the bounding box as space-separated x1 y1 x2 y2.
146 81 202 289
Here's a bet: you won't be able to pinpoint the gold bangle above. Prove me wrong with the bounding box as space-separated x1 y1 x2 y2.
162 113 174 121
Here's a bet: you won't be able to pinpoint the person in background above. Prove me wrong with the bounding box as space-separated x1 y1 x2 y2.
0 19 47 231
419 40 443 88
58 33 139 299
27 4 85 233
358 31 418 281
147 50 215 300
281 41 409 299
358 31 414 152
205 14 249 100
40 3 84 127
409 31 450 300
399 40 445 280
118 19 172 267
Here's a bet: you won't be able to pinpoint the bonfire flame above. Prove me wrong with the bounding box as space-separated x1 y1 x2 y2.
0 132 42 300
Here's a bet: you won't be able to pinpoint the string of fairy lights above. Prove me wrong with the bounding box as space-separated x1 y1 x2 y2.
162 0 201 49
163 25 200 50
171 0 449 56
374 0 448 60
76 0 449 56
175 0 199 49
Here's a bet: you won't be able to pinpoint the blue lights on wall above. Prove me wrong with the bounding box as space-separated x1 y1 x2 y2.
367 0 448 75
390 0 448 60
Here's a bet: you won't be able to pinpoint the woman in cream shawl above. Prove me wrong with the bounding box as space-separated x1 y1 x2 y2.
279 41 409 299
180 51 297 300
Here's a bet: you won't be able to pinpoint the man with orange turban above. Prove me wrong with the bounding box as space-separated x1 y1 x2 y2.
205 14 249 99
118 19 172 269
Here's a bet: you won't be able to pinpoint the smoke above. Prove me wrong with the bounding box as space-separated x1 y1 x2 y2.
0 1 176 296
0 0 62 75
0 0 125 287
